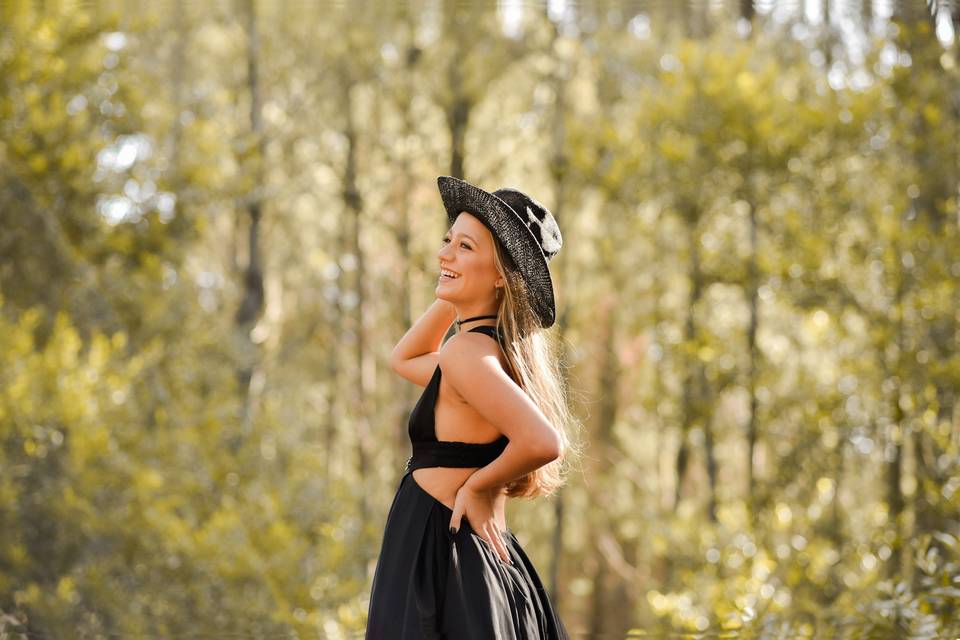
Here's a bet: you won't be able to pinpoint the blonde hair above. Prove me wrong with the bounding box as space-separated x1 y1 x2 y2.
461 234 582 499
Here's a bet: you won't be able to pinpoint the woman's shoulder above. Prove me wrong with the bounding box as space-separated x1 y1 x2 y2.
438 329 508 378
440 328 500 356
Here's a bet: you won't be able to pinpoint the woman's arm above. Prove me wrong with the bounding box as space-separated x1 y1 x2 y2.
438 333 562 493
463 440 558 494
389 299 458 387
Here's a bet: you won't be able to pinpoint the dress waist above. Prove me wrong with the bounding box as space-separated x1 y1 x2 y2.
406 438 509 472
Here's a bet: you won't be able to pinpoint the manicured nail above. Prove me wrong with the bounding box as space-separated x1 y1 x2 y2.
449 527 456 534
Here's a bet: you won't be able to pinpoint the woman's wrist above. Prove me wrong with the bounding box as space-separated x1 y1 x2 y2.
432 299 457 332
464 469 505 495
392 300 458 362
435 298 457 317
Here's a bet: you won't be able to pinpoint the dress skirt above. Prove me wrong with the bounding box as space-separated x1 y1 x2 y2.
366 470 570 639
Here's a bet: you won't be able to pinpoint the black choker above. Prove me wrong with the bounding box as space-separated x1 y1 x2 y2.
455 314 498 330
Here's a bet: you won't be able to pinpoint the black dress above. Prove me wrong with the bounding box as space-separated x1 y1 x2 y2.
366 324 570 639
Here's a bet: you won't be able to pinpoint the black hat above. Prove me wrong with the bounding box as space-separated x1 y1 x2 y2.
436 176 562 328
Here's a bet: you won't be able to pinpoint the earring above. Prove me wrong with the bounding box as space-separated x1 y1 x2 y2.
495 286 501 299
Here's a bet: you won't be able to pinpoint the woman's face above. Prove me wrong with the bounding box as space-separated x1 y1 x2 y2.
436 212 502 304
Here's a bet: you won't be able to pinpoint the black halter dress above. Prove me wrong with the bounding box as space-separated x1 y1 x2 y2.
365 324 570 639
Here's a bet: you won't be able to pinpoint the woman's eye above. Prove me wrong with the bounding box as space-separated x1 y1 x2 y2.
442 237 470 250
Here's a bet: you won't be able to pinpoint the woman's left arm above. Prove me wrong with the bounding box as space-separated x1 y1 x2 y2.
464 439 557 494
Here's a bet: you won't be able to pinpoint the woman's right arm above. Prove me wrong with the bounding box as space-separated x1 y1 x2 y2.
389 299 458 387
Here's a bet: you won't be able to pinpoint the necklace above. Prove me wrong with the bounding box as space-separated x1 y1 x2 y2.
455 313 498 330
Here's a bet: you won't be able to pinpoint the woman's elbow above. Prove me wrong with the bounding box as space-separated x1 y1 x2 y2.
533 429 562 462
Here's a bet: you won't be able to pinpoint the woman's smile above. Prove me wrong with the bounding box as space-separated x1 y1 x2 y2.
439 268 461 283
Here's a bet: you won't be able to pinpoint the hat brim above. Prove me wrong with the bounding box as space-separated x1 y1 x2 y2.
437 176 556 328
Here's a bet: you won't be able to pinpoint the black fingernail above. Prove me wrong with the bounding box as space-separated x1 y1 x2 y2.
449 527 456 534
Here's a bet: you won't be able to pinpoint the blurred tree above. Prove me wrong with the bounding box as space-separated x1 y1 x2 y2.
0 1 957 638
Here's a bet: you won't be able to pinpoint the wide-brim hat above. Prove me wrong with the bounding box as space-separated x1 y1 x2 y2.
436 175 562 328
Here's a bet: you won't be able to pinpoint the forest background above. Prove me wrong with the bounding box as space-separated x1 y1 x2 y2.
1 0 959 638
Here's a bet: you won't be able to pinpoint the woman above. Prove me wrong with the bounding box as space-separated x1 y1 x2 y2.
365 176 575 639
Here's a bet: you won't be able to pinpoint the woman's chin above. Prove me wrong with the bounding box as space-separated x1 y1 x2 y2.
435 290 459 304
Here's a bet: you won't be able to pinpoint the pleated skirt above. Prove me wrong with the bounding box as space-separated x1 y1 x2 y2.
365 469 571 640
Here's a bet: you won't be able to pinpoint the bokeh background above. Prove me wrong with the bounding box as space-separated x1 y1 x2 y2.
2 0 959 638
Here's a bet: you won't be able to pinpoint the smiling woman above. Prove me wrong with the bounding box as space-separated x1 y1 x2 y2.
366 176 577 639
436 219 500 304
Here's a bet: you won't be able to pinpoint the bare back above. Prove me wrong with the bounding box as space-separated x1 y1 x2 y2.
411 327 511 527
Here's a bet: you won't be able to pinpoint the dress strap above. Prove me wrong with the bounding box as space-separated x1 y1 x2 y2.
466 325 501 340
455 313 498 330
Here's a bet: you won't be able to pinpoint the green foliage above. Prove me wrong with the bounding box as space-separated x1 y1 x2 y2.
1 1 958 638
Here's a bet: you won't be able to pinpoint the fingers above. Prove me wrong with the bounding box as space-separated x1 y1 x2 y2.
483 523 513 566
449 500 462 534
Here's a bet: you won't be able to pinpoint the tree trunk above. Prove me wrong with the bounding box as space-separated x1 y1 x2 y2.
232 0 266 451
675 208 705 512
745 190 760 527
442 0 473 179
544 1 571 608
338 63 373 562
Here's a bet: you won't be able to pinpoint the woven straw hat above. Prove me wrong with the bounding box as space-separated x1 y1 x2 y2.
436 176 562 328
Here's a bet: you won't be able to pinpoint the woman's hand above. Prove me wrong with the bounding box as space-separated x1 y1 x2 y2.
449 482 513 566
434 297 457 314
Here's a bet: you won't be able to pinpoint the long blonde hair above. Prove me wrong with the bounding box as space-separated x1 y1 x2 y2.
461 235 582 499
